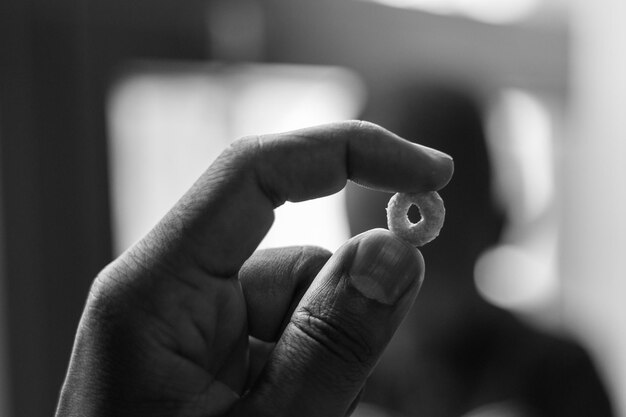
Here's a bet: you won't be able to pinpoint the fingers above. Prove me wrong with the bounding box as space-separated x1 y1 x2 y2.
239 246 332 342
231 229 424 417
239 246 332 390
153 121 453 277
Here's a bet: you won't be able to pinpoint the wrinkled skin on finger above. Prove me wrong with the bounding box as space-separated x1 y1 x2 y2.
55 121 453 417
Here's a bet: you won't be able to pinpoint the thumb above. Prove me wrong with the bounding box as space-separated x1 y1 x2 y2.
232 228 424 417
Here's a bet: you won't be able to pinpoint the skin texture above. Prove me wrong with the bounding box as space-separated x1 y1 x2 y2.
55 121 453 417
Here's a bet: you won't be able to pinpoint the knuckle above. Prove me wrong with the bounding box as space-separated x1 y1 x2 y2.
291 246 332 295
86 258 141 316
344 119 383 135
299 245 332 259
234 134 288 207
231 134 261 153
294 246 332 274
215 135 263 175
290 306 375 367
222 135 260 172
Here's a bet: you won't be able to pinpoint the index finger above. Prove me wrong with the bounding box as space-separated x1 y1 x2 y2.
155 121 453 276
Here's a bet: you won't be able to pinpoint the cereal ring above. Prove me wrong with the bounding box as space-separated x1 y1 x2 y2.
386 191 445 247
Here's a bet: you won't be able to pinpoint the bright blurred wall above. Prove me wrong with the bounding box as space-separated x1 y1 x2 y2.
563 0 626 414
107 63 365 256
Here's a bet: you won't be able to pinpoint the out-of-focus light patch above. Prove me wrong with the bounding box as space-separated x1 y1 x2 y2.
488 88 554 224
228 65 367 138
108 72 232 255
107 63 365 255
355 0 540 25
462 401 529 417
232 66 366 251
267 200 350 252
480 88 558 315
474 242 558 310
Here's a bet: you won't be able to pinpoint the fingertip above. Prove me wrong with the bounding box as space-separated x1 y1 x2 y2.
411 143 454 191
438 152 455 189
236 229 425 417
347 229 424 305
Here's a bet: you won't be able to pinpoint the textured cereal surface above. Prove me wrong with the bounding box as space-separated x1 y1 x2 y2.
386 191 445 247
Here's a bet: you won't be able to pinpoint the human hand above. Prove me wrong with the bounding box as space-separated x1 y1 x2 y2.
55 121 453 417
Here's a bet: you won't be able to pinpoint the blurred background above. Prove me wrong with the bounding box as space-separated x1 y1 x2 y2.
0 0 624 416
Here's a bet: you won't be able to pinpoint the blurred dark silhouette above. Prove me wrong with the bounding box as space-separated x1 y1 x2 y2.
346 82 614 417
0 2 208 416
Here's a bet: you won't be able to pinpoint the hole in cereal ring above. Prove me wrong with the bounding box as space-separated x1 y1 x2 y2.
386 191 445 247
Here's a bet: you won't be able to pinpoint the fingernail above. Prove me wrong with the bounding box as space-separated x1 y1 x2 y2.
348 230 422 305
